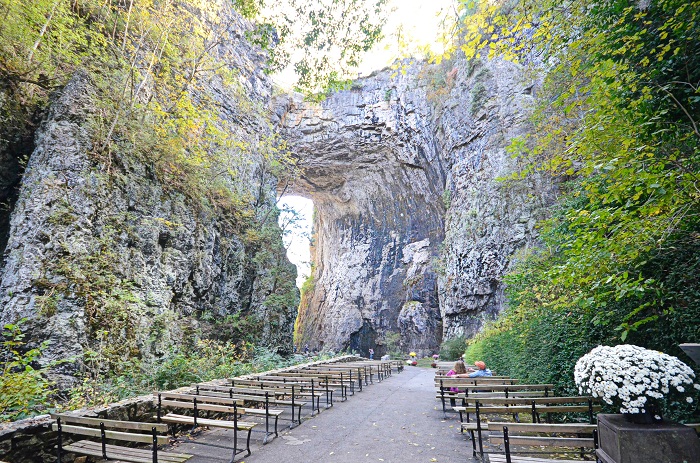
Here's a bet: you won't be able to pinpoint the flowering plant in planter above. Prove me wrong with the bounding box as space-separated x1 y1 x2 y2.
574 345 698 416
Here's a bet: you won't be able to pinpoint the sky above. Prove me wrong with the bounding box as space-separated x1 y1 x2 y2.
277 0 455 287
271 0 456 89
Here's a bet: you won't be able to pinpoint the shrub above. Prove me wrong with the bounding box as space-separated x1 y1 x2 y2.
439 335 467 361
0 321 54 421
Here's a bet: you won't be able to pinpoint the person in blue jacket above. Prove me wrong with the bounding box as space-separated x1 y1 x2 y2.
466 361 492 377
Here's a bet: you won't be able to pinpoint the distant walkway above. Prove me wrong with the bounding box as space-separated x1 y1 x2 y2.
175 366 478 463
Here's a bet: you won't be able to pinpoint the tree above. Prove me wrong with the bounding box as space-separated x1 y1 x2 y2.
448 0 699 338
243 0 389 97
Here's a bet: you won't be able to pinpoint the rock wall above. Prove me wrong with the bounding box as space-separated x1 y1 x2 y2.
0 4 298 381
278 71 445 356
281 57 556 352
435 58 556 338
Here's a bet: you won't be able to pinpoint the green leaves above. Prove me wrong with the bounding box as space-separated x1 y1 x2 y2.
0 320 54 421
458 0 700 421
250 0 388 96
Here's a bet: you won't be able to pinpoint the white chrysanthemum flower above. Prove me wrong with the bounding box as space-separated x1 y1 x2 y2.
574 344 695 414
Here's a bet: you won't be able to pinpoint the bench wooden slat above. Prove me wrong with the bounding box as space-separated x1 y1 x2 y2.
455 384 554 391
200 386 322 398
489 435 596 448
439 392 546 400
228 393 307 407
51 424 169 445
466 396 597 405
160 413 257 431
197 387 286 397
159 392 244 406
160 399 242 415
243 407 284 417
488 455 583 463
454 405 601 414
500 423 597 433
461 422 489 431
51 414 168 433
63 440 191 463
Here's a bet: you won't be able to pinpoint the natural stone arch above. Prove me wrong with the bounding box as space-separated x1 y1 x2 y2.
277 58 555 357
277 69 446 356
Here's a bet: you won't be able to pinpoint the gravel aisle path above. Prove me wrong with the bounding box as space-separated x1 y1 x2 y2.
178 366 477 463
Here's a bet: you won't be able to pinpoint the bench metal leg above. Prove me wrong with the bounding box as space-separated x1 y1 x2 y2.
245 428 253 457
469 429 477 459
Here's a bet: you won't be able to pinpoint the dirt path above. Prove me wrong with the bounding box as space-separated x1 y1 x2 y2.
176 366 478 463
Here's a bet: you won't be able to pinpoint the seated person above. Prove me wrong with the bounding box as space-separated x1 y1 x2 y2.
446 360 468 389
446 360 468 405
466 360 492 377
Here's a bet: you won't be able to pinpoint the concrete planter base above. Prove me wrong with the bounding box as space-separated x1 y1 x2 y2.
597 414 700 463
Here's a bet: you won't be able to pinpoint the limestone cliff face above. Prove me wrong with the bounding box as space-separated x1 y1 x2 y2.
435 58 556 338
278 71 445 356
0 5 297 380
282 57 555 352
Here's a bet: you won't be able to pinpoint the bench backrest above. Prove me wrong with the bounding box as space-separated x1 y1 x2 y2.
157 392 246 415
447 384 553 392
50 413 169 445
490 425 598 452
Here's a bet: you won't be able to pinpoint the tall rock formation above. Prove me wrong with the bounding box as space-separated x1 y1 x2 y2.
278 72 445 356
281 57 556 353
0 4 297 381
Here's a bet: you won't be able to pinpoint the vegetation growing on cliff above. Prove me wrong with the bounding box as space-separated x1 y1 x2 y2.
0 0 388 422
453 0 700 420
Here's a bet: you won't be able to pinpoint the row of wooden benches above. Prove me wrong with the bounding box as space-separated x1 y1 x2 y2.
434 374 601 462
53 358 404 463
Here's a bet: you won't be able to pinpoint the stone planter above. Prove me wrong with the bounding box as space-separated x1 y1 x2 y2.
597 414 700 463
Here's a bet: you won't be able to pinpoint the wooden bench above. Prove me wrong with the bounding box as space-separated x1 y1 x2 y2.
248 374 346 403
460 402 600 459
201 383 321 413
236 376 343 404
436 383 554 417
199 384 308 425
275 370 360 393
302 366 372 388
155 392 257 459
190 386 287 441
455 397 601 425
51 413 192 463
488 424 598 462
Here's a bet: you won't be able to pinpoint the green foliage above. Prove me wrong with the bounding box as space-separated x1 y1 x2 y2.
380 331 402 360
439 335 467 361
450 0 700 422
242 0 389 96
300 273 315 297
469 81 487 114
419 59 458 107
63 340 338 410
441 189 451 209
0 321 54 421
